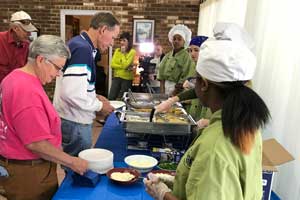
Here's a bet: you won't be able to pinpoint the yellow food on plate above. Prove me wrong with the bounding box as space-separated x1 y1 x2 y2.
155 114 189 124
110 172 135 182
170 107 184 115
133 108 152 113
129 160 153 168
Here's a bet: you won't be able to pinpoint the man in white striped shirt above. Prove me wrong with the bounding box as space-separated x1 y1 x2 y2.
53 12 120 156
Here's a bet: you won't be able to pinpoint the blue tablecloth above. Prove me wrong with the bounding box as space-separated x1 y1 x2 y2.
52 113 153 200
52 162 152 200
52 113 281 200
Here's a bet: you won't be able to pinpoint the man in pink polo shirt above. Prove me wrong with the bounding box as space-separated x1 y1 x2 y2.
0 10 37 83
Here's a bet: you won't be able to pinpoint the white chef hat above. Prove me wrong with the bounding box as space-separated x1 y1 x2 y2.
196 23 256 82
213 22 255 50
168 24 192 48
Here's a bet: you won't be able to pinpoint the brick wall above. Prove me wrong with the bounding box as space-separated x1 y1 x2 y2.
0 0 201 98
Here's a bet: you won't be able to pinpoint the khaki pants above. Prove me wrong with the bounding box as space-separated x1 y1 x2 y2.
0 159 58 200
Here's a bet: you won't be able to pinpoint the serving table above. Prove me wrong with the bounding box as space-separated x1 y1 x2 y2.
52 113 153 200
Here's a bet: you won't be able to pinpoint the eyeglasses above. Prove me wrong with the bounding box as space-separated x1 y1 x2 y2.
187 76 197 85
18 20 32 25
45 58 63 72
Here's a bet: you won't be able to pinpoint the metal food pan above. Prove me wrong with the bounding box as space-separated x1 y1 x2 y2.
123 92 168 109
119 107 196 136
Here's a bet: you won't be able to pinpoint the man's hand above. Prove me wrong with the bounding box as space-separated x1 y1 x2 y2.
68 157 88 176
96 95 109 103
100 100 115 116
96 95 114 116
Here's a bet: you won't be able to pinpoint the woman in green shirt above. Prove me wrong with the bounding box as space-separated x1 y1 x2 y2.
158 24 194 96
144 23 271 200
108 32 136 100
156 36 210 128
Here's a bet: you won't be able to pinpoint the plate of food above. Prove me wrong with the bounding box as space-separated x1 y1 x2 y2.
124 155 158 173
157 161 178 172
106 168 140 185
109 101 126 109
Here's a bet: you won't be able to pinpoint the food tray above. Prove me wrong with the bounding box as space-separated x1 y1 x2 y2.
123 92 168 109
119 105 196 136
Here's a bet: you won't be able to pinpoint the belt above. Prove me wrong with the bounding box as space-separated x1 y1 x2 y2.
0 155 46 166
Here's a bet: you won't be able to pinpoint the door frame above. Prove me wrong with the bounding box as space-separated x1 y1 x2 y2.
60 9 113 94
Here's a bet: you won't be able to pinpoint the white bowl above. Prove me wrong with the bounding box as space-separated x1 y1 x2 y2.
124 155 158 173
79 148 114 174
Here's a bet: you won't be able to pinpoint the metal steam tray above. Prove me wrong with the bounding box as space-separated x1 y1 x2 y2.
119 106 196 136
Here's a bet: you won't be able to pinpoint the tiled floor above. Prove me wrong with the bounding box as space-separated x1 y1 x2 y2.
0 119 103 200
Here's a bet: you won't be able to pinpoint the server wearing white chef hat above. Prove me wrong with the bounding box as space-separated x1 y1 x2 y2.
158 24 194 96
145 22 270 200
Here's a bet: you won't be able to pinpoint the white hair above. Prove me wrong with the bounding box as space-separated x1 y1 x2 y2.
28 35 70 61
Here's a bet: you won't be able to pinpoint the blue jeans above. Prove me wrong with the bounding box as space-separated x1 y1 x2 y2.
61 118 92 156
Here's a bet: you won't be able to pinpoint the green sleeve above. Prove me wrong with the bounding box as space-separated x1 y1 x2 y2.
187 61 196 78
177 89 197 101
178 55 195 83
186 153 244 200
111 49 136 70
157 54 168 80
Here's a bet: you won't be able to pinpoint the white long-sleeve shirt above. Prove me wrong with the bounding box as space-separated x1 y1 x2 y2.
53 33 102 124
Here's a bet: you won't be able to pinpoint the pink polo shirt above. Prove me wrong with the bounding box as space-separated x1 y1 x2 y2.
0 70 62 160
0 30 29 83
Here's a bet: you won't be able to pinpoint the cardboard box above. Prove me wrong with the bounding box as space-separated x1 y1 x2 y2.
262 139 294 200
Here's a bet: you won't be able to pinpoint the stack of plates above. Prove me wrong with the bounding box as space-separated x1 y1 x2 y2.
79 148 114 174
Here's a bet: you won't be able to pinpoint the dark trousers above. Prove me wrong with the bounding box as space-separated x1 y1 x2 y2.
0 158 58 200
108 77 132 100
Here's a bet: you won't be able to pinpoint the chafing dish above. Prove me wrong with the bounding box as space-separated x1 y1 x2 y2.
119 103 196 136
123 91 168 109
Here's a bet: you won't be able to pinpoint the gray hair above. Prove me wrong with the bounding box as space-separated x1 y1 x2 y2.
90 12 120 30
28 35 70 61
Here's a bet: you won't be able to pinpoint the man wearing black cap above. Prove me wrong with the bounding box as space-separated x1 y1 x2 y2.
0 10 37 83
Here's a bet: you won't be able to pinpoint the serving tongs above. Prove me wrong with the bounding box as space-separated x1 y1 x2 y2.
146 83 159 105
150 108 156 122
149 108 169 123
128 89 137 103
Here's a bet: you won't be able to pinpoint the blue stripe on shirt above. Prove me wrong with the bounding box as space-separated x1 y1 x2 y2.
67 64 91 72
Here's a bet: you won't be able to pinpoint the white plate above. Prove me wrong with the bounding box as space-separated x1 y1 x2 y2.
110 101 126 109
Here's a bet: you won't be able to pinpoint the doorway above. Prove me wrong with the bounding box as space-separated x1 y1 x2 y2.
60 9 113 96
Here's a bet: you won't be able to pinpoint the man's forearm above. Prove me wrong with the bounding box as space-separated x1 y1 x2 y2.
26 140 73 167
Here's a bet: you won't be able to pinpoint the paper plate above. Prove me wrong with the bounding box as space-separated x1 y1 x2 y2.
110 101 126 109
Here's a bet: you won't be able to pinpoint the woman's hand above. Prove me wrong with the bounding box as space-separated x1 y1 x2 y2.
197 118 210 129
144 173 171 200
155 96 179 113
120 46 126 53
183 80 195 89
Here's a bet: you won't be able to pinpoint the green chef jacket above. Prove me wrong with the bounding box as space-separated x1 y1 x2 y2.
158 48 194 83
111 48 136 80
178 89 211 121
172 110 263 200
